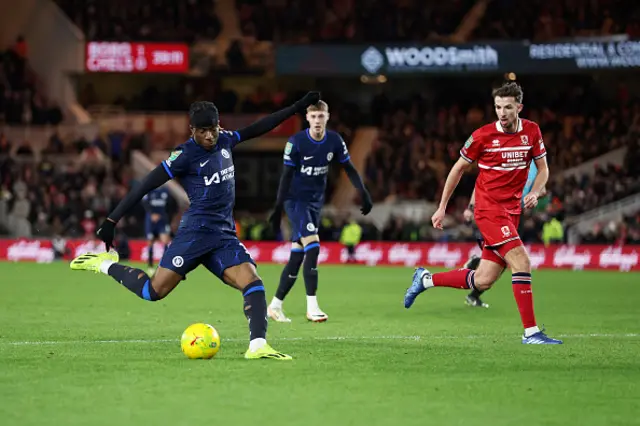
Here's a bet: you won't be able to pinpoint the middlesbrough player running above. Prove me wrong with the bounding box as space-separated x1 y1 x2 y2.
461 161 540 308
142 187 172 275
267 101 372 323
404 82 562 344
70 92 321 360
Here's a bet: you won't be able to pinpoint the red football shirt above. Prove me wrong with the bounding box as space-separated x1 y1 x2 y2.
460 118 546 214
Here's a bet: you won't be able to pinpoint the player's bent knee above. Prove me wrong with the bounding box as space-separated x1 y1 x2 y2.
223 262 261 291
291 242 303 252
474 274 497 291
150 267 182 300
301 235 320 246
473 260 504 290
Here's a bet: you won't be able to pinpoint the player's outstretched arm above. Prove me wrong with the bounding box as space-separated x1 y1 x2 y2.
235 92 320 143
97 165 171 249
463 189 476 223
523 156 549 209
432 157 473 229
342 160 372 215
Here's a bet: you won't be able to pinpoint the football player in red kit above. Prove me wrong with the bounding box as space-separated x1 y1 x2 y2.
404 82 562 344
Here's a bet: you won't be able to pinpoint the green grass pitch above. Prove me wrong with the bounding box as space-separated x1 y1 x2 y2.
1 262 639 426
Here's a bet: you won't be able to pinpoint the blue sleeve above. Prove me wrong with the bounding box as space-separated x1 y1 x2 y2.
283 139 299 167
162 148 190 179
336 134 350 164
220 130 242 148
523 162 538 197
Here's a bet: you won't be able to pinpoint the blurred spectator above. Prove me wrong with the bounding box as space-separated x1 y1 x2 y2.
542 213 564 246
340 217 362 263
0 134 11 154
81 210 97 238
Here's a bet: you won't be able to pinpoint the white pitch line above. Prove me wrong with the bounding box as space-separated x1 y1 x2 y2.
1 333 638 346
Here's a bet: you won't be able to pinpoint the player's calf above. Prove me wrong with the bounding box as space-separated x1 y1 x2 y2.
106 263 180 301
300 237 327 322
71 252 179 301
147 238 155 268
273 245 304 302
269 246 304 323
503 245 541 337
223 263 274 351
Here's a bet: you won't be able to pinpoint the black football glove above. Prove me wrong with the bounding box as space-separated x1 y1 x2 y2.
268 206 284 235
294 91 321 112
360 190 373 215
96 219 116 251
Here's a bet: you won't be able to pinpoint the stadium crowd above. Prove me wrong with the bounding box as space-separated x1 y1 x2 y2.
0 41 63 126
54 0 222 42
235 0 474 43
364 80 640 205
0 128 172 241
1 124 637 246
476 0 640 40
233 0 640 43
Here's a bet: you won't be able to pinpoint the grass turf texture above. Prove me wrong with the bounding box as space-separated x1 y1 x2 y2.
1 262 639 426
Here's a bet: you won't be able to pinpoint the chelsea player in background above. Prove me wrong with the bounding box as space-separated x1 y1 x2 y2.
461 162 541 308
267 101 373 323
142 187 171 275
70 92 321 360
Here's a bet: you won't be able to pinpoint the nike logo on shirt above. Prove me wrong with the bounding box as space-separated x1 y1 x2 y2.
303 156 313 160
200 160 210 167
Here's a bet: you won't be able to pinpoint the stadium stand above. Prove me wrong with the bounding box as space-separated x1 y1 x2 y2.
234 0 475 42
474 0 640 40
53 0 222 42
0 43 63 126
0 129 176 239
364 80 640 204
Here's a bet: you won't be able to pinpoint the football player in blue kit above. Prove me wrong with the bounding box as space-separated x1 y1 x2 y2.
461 162 541 308
267 101 372 323
70 92 321 360
142 187 171 275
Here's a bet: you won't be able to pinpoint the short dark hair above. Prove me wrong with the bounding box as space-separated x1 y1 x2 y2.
492 82 523 103
189 101 219 127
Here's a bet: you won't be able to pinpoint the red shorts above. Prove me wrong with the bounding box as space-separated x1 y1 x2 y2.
475 210 523 268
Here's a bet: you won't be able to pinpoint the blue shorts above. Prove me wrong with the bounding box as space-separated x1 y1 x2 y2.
145 216 170 240
159 230 255 280
284 200 321 242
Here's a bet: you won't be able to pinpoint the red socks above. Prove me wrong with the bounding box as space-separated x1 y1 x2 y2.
432 269 474 289
512 272 537 328
431 268 537 330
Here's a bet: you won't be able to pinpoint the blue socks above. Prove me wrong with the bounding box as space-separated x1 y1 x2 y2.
107 263 159 301
243 280 268 340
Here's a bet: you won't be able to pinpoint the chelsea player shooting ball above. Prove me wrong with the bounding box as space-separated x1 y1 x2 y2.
180 323 221 359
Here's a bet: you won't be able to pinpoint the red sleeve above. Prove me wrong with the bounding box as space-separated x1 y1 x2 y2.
460 129 483 163
532 125 547 160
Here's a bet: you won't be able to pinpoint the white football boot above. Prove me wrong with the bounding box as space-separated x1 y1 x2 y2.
268 306 292 323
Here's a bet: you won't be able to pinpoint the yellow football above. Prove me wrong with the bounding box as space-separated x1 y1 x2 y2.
180 323 221 359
